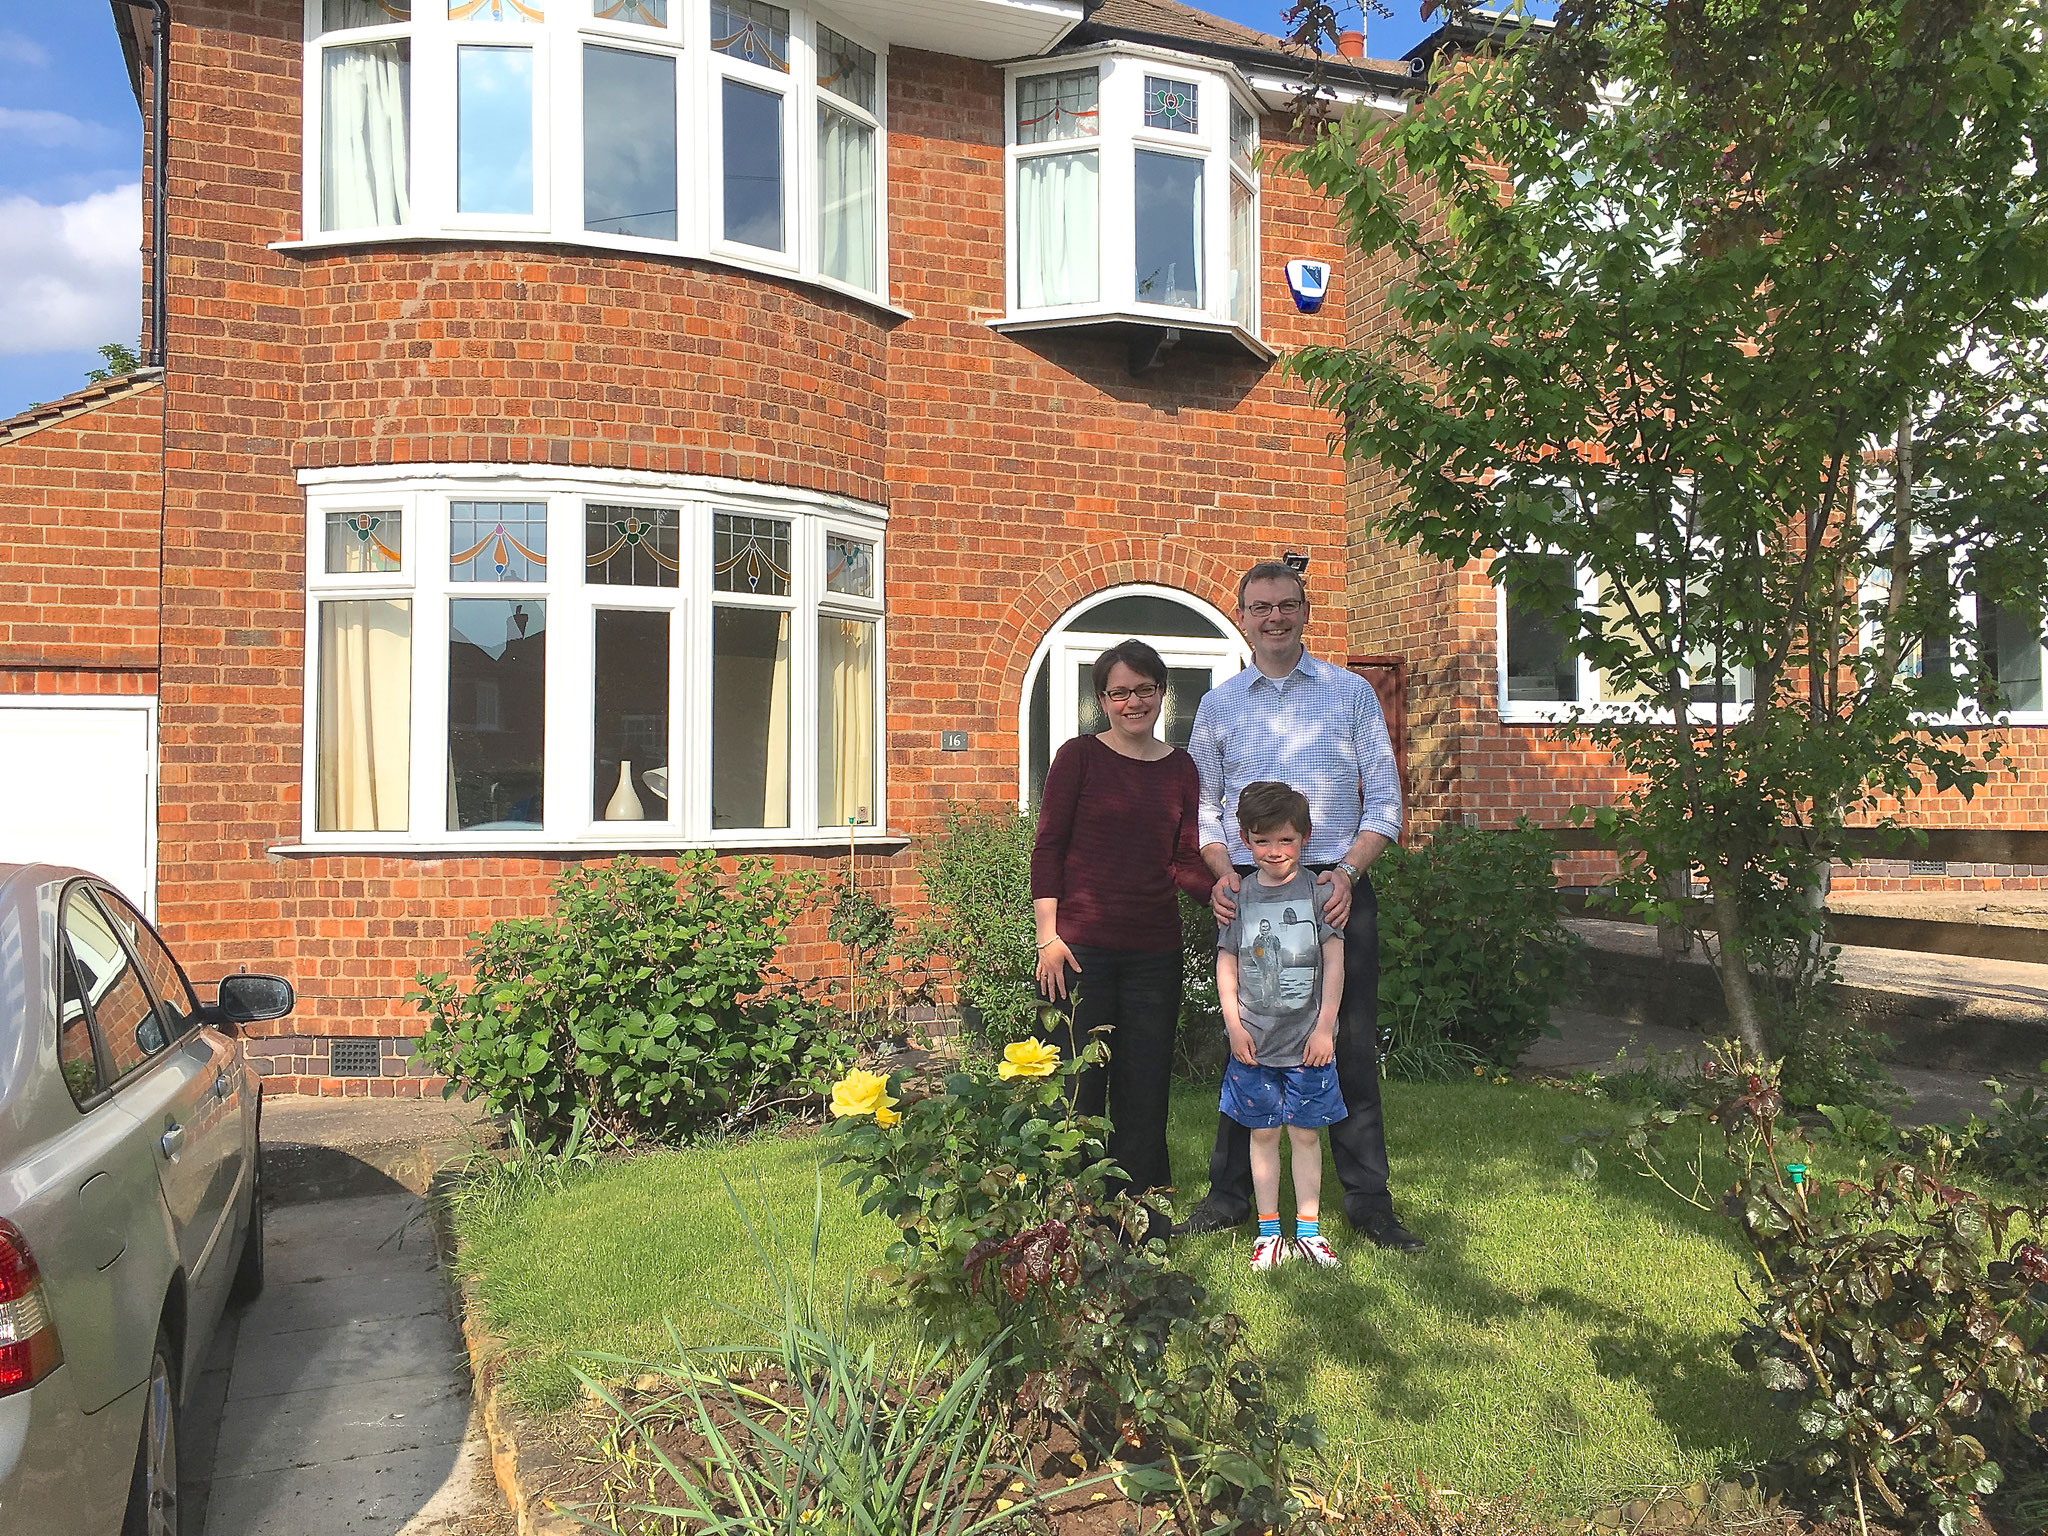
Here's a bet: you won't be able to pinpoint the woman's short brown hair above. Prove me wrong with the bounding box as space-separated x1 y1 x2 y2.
1091 638 1169 696
1236 780 1312 839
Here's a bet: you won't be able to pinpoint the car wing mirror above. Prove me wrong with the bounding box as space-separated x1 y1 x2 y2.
217 973 296 1024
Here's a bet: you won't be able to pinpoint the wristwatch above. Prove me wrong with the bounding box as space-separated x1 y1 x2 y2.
1335 860 1362 887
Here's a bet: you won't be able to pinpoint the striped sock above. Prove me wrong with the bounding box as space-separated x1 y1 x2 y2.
1296 1216 1320 1242
1258 1212 1281 1239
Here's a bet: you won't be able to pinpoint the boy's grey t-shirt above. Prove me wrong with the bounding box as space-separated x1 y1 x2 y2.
1217 870 1341 1068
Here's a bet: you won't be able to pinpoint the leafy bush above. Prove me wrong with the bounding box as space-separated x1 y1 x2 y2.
913 803 1040 1044
825 1040 1320 1528
1174 890 1228 1081
412 855 850 1148
1375 822 1583 1076
1575 1042 2048 1533
1960 1075 2048 1189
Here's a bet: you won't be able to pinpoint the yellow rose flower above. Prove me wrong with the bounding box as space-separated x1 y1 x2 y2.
874 1104 901 1128
830 1068 898 1121
997 1038 1061 1080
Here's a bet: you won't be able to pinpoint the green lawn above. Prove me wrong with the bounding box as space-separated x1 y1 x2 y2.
453 1078 1787 1510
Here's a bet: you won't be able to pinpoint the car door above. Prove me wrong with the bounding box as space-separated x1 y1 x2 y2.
65 887 241 1325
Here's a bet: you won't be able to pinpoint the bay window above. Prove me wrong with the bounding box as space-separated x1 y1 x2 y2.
301 0 887 300
300 468 887 848
1005 48 1262 348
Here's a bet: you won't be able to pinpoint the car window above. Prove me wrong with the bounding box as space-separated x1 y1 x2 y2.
62 888 170 1082
96 889 200 1042
55 940 105 1105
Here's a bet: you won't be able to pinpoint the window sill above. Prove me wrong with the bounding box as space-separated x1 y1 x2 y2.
269 831 908 858
989 309 1275 370
270 231 914 323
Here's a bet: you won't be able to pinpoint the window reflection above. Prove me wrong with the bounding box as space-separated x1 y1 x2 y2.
448 599 547 829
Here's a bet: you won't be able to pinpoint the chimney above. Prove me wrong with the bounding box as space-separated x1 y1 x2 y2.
1337 29 1365 58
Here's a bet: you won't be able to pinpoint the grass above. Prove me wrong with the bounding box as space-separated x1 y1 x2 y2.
453 1076 1790 1511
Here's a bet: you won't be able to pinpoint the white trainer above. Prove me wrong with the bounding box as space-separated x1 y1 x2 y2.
1249 1234 1290 1273
1294 1233 1341 1269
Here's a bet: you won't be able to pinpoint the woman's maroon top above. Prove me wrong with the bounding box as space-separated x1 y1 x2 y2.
1030 735 1216 953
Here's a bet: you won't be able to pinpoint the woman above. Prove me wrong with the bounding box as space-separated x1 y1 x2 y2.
1031 639 1214 1211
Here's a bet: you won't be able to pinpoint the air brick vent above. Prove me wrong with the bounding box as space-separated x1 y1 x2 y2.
330 1039 381 1077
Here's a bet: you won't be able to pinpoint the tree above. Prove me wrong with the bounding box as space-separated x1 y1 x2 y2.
1283 0 2048 1059
85 340 140 383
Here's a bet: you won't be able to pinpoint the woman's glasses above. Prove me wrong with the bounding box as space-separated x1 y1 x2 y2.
1102 684 1161 703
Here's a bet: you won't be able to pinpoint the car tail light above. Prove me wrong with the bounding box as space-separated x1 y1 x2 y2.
0 1218 63 1396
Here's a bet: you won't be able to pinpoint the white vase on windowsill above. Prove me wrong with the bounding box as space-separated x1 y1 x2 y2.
604 760 645 822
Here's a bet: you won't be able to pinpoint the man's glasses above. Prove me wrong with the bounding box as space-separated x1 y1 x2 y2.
1244 599 1305 618
1102 684 1161 703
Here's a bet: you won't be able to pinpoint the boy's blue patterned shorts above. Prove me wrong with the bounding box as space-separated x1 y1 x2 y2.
1220 1057 1347 1130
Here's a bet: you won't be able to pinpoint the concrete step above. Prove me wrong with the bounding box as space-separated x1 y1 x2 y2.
1567 917 2048 1077
262 1093 499 1206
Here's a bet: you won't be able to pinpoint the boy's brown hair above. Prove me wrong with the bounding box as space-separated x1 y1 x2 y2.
1236 780 1312 839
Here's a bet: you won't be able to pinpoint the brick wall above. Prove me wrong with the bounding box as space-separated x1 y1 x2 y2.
144 8 1361 1092
0 379 164 695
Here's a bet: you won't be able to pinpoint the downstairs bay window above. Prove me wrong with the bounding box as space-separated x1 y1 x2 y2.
1003 48 1265 355
300 469 885 848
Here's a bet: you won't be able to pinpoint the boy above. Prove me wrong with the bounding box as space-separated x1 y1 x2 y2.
1215 781 1347 1272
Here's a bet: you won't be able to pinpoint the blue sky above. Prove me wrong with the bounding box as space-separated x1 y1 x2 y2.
0 2 1452 421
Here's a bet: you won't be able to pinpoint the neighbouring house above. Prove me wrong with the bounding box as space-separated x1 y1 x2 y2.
0 0 1432 1093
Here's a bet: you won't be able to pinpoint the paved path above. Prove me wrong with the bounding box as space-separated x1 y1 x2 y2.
190 1191 508 1536
1521 1005 2010 1125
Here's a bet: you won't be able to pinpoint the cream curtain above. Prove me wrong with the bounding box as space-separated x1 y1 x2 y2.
1228 177 1254 328
1017 149 1098 308
318 600 411 832
818 617 875 828
321 40 411 232
818 105 876 291
712 608 792 828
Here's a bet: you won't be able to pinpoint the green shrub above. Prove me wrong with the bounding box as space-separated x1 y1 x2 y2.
1174 890 1228 1080
412 855 849 1148
825 1042 1319 1527
1575 1042 2048 1532
913 803 1039 1044
1960 1075 2048 1189
1374 822 1584 1077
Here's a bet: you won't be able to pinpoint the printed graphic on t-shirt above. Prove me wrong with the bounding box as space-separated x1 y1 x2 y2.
1241 905 1320 1014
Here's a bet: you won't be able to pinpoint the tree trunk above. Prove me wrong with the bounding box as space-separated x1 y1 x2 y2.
1708 878 1771 1058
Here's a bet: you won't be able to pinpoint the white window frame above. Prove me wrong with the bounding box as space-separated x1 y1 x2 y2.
1493 481 1755 726
1859 548 2048 728
295 463 888 852
294 0 895 310
1001 43 1265 352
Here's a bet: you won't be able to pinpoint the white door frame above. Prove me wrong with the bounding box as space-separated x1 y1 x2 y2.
0 694 159 916
1018 583 1249 804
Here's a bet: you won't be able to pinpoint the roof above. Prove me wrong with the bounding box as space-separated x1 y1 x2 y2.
0 369 163 450
1402 8 1556 70
1072 0 1419 90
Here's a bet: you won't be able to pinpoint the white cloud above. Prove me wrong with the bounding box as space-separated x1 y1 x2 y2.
0 184 141 355
0 32 51 69
0 107 115 149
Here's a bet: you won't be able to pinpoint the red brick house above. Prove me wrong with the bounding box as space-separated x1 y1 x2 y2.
0 0 1427 1092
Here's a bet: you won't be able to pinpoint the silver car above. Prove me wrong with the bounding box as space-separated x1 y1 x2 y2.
0 864 294 1535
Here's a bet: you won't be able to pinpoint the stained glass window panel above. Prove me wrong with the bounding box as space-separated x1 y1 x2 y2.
711 0 789 71
713 512 791 595
816 24 875 112
325 508 403 573
1143 75 1198 134
323 0 411 29
451 501 547 582
1017 70 1098 144
586 503 680 586
593 0 665 22
825 534 874 598
448 0 544 19
1230 100 1256 170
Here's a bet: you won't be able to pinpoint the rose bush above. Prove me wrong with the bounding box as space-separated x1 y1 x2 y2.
824 1033 1319 1527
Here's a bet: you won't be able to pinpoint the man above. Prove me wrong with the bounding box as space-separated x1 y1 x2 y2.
1184 560 1424 1251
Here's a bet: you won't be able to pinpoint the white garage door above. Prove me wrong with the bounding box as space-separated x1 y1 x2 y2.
0 701 156 915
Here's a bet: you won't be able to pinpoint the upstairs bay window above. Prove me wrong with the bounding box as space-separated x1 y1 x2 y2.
1005 49 1263 349
303 0 887 300
301 468 886 849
